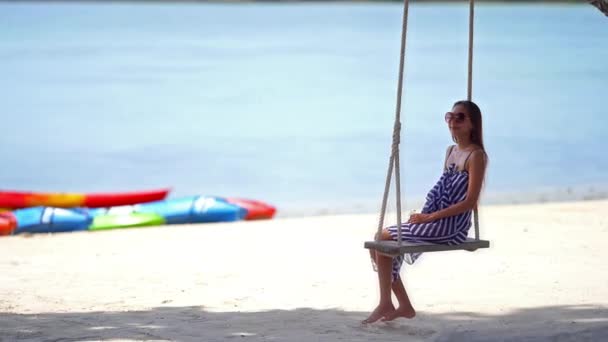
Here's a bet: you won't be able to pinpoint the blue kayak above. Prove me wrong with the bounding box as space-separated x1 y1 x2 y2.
13 206 92 234
89 196 247 224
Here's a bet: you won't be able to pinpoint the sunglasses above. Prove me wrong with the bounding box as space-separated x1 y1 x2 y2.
445 111 467 123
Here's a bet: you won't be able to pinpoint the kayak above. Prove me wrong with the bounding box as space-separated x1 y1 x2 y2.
89 212 166 231
1 195 273 237
224 197 276 220
0 188 170 209
0 212 16 236
12 207 92 234
89 196 247 224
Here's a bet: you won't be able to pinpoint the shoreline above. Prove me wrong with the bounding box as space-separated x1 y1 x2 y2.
275 183 608 218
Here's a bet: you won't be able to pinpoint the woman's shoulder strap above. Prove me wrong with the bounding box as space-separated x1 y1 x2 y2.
444 145 456 170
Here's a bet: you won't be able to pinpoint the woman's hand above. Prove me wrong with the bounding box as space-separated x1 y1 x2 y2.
408 213 434 224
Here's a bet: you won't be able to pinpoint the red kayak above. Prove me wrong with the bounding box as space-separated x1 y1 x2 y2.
225 198 276 220
0 188 170 209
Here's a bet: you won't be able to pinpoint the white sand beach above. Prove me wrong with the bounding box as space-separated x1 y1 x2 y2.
1 200 607 342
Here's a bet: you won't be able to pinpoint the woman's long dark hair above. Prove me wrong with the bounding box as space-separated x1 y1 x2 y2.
453 100 489 198
452 100 485 151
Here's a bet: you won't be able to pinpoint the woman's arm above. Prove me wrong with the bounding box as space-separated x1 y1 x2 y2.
409 149 486 223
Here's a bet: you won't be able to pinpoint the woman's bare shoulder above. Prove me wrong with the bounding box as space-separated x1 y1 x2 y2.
471 146 487 157
467 147 488 168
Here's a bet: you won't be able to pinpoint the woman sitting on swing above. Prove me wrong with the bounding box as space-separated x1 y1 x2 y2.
364 100 488 324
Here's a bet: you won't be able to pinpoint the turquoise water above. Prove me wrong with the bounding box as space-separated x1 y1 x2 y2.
1 2 607 216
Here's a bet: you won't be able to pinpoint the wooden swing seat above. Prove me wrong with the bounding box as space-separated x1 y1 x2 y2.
364 238 490 256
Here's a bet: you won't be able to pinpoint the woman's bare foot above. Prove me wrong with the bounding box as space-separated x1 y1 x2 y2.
381 306 416 321
362 302 395 324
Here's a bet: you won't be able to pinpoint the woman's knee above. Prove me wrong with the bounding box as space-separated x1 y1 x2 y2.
380 229 393 240
373 229 393 241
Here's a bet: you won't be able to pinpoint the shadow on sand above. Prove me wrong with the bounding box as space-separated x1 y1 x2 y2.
1 304 606 342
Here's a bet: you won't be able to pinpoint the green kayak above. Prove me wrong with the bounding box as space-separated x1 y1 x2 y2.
89 212 165 231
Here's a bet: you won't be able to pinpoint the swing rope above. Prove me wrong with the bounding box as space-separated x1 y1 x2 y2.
375 0 409 243
376 0 480 243
467 0 481 241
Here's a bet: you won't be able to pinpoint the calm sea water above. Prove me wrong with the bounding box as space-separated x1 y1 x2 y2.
1 2 607 216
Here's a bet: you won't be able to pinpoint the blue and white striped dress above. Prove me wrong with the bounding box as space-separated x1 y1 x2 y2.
386 160 473 281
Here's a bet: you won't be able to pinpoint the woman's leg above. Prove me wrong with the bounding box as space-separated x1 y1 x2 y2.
363 229 401 323
369 232 380 270
384 275 416 321
362 246 395 324
384 226 417 321
364 229 416 323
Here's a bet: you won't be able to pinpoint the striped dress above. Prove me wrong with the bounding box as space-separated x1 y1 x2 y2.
386 149 475 281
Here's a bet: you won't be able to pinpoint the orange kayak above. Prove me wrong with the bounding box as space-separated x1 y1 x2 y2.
0 212 16 236
225 198 276 220
0 188 170 209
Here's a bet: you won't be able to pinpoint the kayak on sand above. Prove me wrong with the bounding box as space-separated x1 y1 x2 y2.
0 188 170 209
